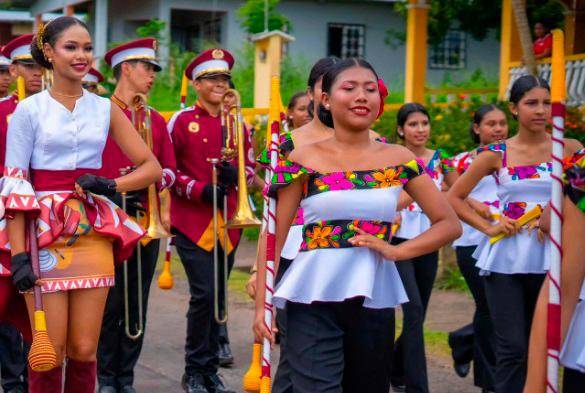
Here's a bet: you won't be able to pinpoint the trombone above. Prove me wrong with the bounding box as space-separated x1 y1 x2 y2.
121 94 173 340
212 89 261 324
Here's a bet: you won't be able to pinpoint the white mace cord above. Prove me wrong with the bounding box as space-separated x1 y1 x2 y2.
547 28 565 393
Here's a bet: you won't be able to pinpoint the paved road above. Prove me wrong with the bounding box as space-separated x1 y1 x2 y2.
130 240 479 392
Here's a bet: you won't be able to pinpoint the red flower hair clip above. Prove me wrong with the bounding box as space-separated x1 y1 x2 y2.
377 79 389 119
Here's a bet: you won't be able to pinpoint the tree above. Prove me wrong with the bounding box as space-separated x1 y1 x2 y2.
512 0 537 75
236 0 292 35
385 0 565 48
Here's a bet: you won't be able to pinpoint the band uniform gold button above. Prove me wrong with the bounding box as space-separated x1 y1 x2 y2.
203 138 208 143
188 121 200 133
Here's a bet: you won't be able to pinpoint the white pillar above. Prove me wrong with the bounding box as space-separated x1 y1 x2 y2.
94 0 108 63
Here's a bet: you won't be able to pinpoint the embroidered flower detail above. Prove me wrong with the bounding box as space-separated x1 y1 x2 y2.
315 172 356 191
508 165 539 180
372 167 405 188
346 220 388 239
305 223 342 249
504 202 527 220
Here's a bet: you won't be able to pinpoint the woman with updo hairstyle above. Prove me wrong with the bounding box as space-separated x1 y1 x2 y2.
448 75 582 392
1 16 160 392
448 104 508 391
286 91 311 129
253 57 461 392
389 102 457 393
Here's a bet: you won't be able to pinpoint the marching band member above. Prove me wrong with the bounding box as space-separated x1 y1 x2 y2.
448 104 508 391
96 38 175 393
0 51 12 98
1 16 160 393
82 67 104 94
0 35 40 393
448 75 582 393
391 102 457 393
254 58 461 393
167 48 254 393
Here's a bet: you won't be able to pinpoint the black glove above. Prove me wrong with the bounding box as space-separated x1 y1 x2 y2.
218 163 238 187
76 174 117 197
201 183 227 206
10 252 37 292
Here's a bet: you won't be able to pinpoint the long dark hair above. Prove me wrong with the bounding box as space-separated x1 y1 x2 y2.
31 16 89 69
470 104 505 144
509 75 550 105
317 58 379 128
396 102 429 140
307 57 339 119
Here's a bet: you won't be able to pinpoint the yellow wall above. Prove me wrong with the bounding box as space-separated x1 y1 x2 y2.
254 34 284 108
404 0 429 104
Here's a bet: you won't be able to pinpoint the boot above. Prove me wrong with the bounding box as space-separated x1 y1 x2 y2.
28 365 63 393
64 358 97 393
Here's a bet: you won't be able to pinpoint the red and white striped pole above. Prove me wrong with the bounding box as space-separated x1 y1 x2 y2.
260 76 282 393
547 28 565 393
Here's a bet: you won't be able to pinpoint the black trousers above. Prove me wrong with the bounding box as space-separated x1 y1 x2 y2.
484 272 545 393
450 246 495 389
97 239 160 388
390 237 438 393
563 367 585 393
0 324 28 391
273 257 294 393
174 231 235 376
282 298 394 393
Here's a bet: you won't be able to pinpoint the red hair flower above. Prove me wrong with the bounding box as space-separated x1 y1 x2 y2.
377 79 389 119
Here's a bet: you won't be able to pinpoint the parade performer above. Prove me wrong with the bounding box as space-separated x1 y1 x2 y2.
96 38 176 393
448 104 508 390
0 36 39 393
285 91 310 130
390 102 456 393
0 51 12 97
82 67 103 94
1 16 161 393
447 75 582 393
167 48 255 393
253 58 461 393
523 149 585 393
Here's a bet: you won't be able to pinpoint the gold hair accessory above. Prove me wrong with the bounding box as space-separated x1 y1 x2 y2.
37 23 45 51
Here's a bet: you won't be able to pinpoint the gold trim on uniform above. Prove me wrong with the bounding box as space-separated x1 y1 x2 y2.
194 67 231 79
121 55 157 62
12 54 33 61
188 121 200 133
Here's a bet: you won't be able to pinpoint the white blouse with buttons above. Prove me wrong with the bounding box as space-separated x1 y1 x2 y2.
5 89 110 172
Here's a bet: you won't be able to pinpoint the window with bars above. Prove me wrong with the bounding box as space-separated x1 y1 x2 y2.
327 23 365 58
429 30 467 70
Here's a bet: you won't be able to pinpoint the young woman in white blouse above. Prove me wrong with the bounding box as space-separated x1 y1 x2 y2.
2 16 160 393
253 58 461 393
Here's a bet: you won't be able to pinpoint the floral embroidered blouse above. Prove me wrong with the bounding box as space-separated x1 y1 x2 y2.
268 157 425 309
472 142 552 274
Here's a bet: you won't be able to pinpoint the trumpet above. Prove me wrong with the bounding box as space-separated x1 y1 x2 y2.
212 89 261 324
121 94 173 340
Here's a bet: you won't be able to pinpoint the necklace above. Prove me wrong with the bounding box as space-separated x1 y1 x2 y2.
50 89 83 99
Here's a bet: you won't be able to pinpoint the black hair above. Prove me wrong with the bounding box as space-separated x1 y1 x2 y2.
112 59 139 81
317 58 379 128
287 91 308 111
509 74 550 105
306 56 339 119
470 104 505 144
396 102 430 139
229 79 235 89
31 16 89 69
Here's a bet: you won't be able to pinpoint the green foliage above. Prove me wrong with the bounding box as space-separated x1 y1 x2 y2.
386 0 566 48
136 19 167 43
237 0 292 35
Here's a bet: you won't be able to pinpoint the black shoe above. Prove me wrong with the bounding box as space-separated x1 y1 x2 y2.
205 373 235 393
120 386 137 393
182 373 210 393
454 361 471 378
218 342 234 367
390 383 406 393
98 386 118 393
